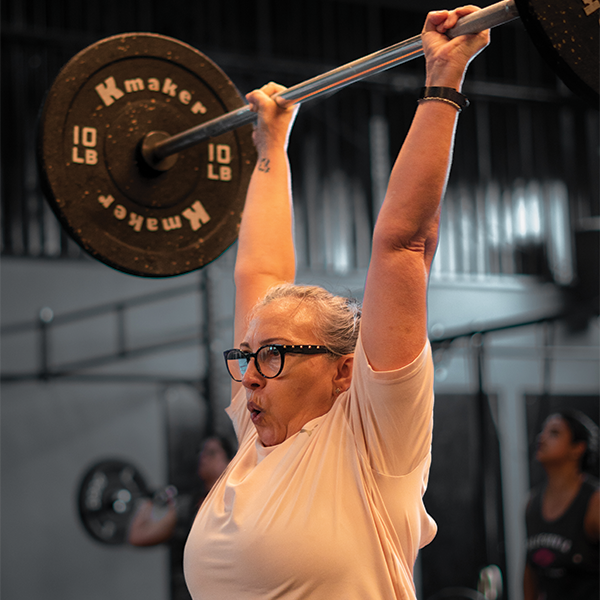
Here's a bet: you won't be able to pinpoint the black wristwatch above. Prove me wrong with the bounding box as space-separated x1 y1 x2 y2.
418 87 470 112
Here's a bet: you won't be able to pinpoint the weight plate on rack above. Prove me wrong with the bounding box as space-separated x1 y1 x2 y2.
77 458 150 545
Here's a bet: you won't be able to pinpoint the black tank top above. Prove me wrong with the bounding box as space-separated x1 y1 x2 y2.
526 476 599 600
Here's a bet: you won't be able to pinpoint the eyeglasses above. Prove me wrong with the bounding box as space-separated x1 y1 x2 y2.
223 344 330 382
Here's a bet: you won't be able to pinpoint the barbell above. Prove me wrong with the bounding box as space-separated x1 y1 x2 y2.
37 0 598 277
77 458 150 545
76 458 177 545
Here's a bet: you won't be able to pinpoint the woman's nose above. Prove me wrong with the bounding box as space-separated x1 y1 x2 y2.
241 357 265 388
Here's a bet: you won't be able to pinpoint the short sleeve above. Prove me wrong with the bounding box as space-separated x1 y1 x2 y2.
345 332 435 476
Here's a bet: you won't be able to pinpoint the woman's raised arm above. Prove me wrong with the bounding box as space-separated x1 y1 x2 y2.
361 6 490 371
232 83 299 355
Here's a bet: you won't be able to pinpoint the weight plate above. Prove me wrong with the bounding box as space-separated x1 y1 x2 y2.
38 33 256 277
515 0 599 107
77 458 150 545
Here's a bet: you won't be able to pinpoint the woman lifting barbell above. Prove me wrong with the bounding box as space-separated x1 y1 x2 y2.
183 6 489 599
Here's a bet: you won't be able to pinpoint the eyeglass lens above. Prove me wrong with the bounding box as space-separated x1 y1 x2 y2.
227 346 283 380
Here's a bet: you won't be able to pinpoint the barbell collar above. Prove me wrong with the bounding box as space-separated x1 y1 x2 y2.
149 0 520 163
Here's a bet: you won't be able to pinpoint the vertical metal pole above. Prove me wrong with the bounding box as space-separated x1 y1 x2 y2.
116 303 127 357
472 331 504 572
200 269 216 436
38 307 54 379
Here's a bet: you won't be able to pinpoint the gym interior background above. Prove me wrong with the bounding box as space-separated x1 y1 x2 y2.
1 0 598 599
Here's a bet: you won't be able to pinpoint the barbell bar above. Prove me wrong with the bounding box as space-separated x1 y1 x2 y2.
143 0 520 168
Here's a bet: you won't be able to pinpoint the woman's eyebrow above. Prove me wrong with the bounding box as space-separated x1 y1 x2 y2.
240 338 291 350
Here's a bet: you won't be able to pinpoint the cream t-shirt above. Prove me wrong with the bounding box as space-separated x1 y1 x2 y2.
184 334 437 599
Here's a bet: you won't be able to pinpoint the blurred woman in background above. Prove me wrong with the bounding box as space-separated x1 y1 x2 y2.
524 409 599 600
128 434 234 547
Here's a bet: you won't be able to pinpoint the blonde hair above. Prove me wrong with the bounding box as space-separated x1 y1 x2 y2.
249 283 361 356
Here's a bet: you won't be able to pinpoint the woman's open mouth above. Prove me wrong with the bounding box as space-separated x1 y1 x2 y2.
247 402 263 424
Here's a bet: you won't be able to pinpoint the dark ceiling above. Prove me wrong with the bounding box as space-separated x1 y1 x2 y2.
345 0 462 9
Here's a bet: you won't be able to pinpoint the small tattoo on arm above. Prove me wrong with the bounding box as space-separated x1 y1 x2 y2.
258 158 271 173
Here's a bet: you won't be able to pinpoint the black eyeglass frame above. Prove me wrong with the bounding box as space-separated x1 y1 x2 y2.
223 344 331 382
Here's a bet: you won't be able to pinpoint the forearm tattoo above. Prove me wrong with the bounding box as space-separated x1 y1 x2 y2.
258 158 271 173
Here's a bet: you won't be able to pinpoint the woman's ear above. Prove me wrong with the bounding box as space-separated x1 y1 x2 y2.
333 355 354 393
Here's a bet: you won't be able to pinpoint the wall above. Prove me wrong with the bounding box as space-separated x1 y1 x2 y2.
1 255 212 600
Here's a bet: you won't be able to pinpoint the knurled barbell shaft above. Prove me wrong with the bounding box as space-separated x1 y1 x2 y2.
147 0 519 163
